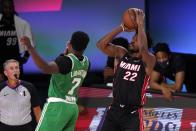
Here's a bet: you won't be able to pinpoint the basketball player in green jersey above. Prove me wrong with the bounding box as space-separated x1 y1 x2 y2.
20 31 90 131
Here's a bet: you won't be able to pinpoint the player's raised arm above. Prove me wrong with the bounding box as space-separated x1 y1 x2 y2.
96 26 128 58
135 9 155 75
20 36 59 74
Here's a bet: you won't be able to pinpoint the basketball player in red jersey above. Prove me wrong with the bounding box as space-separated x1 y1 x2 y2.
97 8 155 131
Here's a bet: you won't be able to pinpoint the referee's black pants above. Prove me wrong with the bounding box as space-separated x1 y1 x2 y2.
0 122 32 131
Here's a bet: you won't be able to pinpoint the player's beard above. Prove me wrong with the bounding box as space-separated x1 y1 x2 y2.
127 44 139 54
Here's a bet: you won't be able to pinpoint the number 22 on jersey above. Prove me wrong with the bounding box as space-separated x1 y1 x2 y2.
123 71 137 81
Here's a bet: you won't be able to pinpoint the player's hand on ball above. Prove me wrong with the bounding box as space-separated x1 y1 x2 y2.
135 9 145 26
120 23 135 32
122 8 137 30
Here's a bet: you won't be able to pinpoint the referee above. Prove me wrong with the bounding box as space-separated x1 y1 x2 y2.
0 59 41 131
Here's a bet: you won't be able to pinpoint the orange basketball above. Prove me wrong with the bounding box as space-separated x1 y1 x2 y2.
122 8 137 30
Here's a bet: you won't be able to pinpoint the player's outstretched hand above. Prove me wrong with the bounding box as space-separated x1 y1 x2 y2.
135 9 145 27
161 84 174 101
20 36 33 50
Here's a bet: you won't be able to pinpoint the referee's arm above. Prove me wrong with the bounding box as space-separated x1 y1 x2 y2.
33 106 42 123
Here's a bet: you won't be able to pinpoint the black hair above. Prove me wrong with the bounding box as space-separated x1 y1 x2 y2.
70 31 89 52
111 37 129 48
153 42 171 54
0 0 18 15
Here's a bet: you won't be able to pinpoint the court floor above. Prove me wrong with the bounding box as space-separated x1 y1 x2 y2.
75 87 196 131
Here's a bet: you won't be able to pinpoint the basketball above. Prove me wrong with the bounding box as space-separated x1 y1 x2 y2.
122 8 137 30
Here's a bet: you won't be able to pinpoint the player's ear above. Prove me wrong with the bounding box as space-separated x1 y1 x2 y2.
64 41 73 55
65 41 70 47
67 42 73 50
4 70 8 77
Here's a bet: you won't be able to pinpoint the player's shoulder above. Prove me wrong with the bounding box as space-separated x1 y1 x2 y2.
56 53 72 61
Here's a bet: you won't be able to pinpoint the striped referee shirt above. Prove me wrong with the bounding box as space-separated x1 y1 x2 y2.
0 80 40 126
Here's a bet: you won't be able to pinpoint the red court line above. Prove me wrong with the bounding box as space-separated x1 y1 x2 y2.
75 108 98 130
79 87 112 98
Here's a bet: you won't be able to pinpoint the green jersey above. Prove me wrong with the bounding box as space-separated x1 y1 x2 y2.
48 53 89 102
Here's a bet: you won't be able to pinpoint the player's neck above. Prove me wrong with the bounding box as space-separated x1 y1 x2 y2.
72 50 83 58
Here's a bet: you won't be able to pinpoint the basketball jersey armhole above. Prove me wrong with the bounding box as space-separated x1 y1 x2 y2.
67 55 74 70
84 56 89 67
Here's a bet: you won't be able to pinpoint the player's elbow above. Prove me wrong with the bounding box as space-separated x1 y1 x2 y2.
96 40 108 50
39 67 51 74
39 61 59 74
